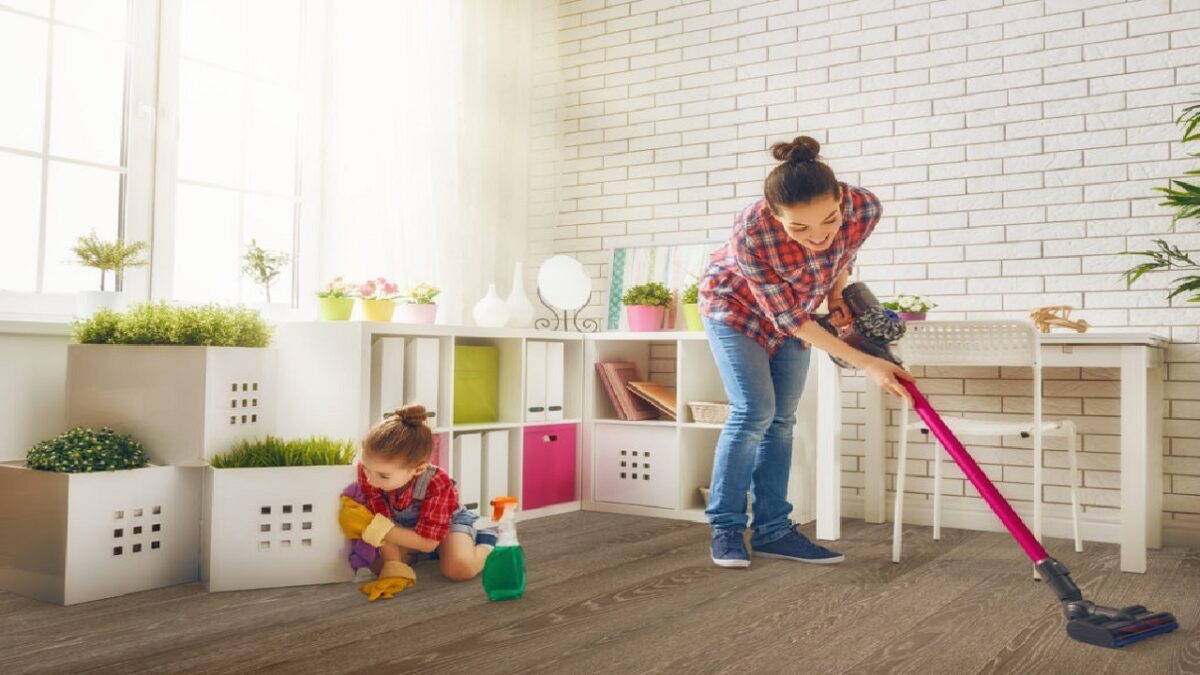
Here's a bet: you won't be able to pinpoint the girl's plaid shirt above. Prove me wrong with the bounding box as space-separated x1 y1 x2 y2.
699 183 881 356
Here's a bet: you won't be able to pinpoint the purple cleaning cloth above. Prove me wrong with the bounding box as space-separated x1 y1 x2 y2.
341 482 377 571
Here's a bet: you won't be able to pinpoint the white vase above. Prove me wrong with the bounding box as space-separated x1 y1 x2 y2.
472 284 510 328
505 261 535 328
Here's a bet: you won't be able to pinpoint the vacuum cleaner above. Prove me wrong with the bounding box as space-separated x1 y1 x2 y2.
818 283 1179 649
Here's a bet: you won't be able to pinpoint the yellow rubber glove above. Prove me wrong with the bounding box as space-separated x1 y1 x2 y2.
360 560 416 601
338 495 395 546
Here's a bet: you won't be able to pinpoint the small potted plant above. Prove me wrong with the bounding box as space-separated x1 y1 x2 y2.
883 293 937 321
356 277 401 323
0 427 201 605
398 282 440 324
622 281 672 331
203 435 357 591
241 239 290 304
681 282 701 331
71 231 149 316
316 276 356 321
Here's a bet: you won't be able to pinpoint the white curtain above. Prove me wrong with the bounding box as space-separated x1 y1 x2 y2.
319 0 552 323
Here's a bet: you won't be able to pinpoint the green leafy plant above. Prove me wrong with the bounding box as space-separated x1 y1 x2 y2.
1122 239 1200 302
622 281 672 307
26 427 148 473
71 231 149 291
317 276 355 299
681 282 699 305
1123 98 1200 300
1154 98 1200 223
882 294 937 313
241 239 290 303
402 282 440 305
209 436 357 468
71 302 272 347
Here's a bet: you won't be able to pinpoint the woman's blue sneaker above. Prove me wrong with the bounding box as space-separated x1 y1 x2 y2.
753 528 844 564
711 529 751 568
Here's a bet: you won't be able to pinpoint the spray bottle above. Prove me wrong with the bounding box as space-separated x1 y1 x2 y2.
481 496 525 601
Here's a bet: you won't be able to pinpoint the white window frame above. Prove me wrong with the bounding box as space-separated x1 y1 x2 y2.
0 0 159 319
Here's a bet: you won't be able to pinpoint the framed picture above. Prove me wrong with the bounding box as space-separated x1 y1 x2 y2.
607 241 720 330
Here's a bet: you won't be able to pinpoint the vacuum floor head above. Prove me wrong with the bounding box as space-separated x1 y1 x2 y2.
1065 604 1179 648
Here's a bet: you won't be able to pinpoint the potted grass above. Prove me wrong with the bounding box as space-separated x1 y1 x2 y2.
357 277 401 323
317 276 356 321
681 282 702 331
883 293 937 321
0 427 201 605
71 231 148 317
397 282 440 324
67 302 276 467
202 436 357 591
622 281 672 331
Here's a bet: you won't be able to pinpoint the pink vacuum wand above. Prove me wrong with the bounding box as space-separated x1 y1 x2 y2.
822 282 1178 649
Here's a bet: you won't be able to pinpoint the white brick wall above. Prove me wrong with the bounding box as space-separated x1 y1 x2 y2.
537 0 1200 544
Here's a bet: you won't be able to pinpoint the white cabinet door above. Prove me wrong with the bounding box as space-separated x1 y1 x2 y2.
370 337 405 424
525 341 547 422
546 341 565 421
404 338 440 423
453 433 482 513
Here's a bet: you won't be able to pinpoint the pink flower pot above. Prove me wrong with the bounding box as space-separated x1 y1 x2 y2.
898 311 926 322
626 305 665 332
398 303 438 324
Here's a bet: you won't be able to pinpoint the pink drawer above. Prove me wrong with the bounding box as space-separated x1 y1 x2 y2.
522 424 577 510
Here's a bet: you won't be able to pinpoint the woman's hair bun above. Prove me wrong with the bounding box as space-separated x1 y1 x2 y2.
393 404 428 427
771 135 821 164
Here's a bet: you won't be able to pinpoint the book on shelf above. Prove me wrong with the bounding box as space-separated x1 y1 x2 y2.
626 381 677 421
595 362 658 420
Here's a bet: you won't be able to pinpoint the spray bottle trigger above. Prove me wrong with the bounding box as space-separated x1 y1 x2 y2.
490 496 518 521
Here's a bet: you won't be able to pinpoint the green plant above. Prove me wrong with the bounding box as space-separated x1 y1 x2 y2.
1122 239 1200 302
241 239 290 303
681 282 699 305
622 281 673 307
1154 98 1200 223
402 282 440 304
209 436 357 468
26 427 148 473
72 231 149 291
317 276 355 299
71 302 272 347
882 294 937 313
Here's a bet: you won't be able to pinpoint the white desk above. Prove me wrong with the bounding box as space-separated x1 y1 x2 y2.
847 332 1166 574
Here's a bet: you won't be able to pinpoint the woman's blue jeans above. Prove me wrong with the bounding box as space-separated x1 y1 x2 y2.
702 316 810 546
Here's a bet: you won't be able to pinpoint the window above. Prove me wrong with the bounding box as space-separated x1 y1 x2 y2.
0 0 155 310
160 0 317 305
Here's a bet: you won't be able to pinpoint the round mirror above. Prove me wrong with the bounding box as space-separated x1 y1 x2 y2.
537 255 592 311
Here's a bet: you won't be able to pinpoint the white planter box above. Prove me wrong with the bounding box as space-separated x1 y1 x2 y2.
66 344 278 466
594 424 680 510
201 465 357 592
0 463 202 605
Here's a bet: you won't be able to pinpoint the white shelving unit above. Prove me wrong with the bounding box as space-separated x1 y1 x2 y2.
581 331 838 530
273 322 584 520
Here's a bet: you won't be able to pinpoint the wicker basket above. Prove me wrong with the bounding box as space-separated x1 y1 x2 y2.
688 401 730 424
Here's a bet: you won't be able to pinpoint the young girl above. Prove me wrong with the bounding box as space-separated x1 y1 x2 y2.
338 404 496 600
699 135 914 569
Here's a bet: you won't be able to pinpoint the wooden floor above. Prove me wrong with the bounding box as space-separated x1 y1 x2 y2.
1 512 1196 674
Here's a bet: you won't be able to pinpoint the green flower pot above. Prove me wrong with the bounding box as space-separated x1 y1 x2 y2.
683 304 702 331
318 297 355 321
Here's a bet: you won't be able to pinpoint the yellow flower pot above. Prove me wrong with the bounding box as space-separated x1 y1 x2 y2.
361 299 396 323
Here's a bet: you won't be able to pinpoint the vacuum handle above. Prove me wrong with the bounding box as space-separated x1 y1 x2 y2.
900 378 1049 564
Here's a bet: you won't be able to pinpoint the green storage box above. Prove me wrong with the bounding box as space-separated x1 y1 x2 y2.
454 345 500 424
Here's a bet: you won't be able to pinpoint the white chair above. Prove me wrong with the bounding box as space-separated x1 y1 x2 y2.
891 321 1083 564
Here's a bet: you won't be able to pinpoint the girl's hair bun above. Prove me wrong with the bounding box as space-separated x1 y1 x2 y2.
771 135 821 164
393 404 428 427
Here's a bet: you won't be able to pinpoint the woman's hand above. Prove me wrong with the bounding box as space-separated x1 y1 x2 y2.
863 357 916 404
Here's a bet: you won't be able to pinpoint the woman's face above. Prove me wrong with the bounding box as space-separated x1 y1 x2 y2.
360 451 426 492
773 191 843 252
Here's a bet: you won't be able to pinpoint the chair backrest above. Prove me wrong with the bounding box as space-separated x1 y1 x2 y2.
898 320 1040 368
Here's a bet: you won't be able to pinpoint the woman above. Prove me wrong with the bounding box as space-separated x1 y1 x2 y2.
699 135 914 568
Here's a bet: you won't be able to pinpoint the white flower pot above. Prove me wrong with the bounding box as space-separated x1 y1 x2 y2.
0 463 202 605
201 465 357 592
75 290 121 317
66 344 278 466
